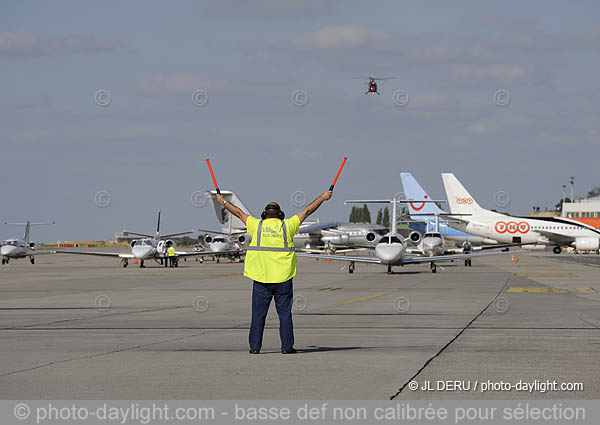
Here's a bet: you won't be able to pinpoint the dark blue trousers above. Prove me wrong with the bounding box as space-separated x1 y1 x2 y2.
249 279 294 351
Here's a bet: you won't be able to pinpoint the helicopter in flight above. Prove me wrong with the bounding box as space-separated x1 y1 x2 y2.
355 75 396 95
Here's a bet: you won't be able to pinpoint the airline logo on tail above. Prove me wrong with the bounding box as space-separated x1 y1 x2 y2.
456 197 474 205
409 195 428 211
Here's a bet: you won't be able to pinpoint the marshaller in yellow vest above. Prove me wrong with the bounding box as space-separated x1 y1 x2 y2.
215 192 332 355
168 246 176 267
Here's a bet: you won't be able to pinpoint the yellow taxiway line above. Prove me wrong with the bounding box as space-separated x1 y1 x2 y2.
333 293 384 306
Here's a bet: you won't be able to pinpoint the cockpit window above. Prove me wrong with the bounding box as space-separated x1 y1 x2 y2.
379 236 390 244
425 233 442 238
139 239 154 247
5 240 18 246
390 236 402 244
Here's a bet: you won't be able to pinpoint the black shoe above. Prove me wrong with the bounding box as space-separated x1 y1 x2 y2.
281 348 297 354
249 349 260 354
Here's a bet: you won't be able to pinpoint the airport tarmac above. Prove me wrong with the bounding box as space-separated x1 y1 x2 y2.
0 251 598 400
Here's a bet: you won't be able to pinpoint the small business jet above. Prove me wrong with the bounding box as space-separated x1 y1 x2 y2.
56 211 212 268
1 221 55 265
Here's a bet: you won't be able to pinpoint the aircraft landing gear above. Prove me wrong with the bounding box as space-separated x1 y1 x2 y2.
349 261 355 274
30 257 35 265
1 258 5 265
122 259 128 268
553 246 562 254
430 262 437 273
464 259 472 267
139 260 145 268
387 265 392 274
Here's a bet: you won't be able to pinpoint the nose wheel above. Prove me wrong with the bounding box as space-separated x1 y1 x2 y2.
464 259 472 267
30 257 35 265
348 261 355 274
122 259 129 268
430 262 437 273
387 265 392 274
1 258 6 265
139 260 145 268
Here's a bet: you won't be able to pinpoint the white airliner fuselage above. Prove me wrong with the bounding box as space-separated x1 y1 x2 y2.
442 173 600 254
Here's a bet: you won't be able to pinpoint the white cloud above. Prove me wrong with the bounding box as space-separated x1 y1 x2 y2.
0 32 127 57
290 26 390 49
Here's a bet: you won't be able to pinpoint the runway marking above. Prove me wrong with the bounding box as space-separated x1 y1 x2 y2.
506 287 595 294
333 293 383 306
514 273 574 278
320 287 342 291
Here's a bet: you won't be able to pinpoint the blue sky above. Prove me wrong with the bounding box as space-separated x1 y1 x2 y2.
1 0 599 241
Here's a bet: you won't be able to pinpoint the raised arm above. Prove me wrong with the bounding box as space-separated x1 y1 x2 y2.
216 194 250 225
296 191 332 224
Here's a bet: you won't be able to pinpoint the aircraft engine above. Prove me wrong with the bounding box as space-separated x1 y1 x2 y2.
29 242 36 249
321 234 349 245
236 234 251 246
409 231 422 244
203 235 213 244
573 237 600 251
130 240 137 248
164 239 175 248
364 232 380 246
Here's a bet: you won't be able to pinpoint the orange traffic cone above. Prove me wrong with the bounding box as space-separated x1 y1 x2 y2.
134 258 138 265
327 259 331 263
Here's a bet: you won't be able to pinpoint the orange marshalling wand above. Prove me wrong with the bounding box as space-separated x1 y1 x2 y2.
329 157 348 191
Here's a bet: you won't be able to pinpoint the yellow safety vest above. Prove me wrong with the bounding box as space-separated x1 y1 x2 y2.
244 216 300 283
168 247 176 257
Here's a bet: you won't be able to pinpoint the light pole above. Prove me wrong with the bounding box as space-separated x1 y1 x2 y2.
562 184 567 212
570 176 574 202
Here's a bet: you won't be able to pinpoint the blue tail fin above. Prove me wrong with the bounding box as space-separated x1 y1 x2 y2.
400 172 446 216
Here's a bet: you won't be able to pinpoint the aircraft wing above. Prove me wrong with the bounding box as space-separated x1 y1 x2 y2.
471 242 528 252
296 247 367 254
174 249 244 258
30 250 56 255
534 230 575 245
405 247 423 255
121 232 153 238
442 242 529 254
296 252 382 264
161 231 196 239
298 221 340 234
55 250 134 259
402 250 523 264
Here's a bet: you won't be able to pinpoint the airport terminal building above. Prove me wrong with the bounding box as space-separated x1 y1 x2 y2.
562 196 600 229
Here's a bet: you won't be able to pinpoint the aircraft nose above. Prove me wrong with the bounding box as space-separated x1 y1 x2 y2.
1 245 15 256
132 246 152 259
423 239 440 249
375 244 404 264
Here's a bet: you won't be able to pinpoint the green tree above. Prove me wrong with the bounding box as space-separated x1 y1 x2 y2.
376 208 383 225
349 206 358 223
588 186 600 198
362 204 371 223
555 197 571 212
382 207 390 228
